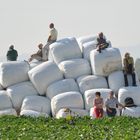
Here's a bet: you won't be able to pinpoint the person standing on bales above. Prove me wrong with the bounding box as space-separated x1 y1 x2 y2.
42 23 58 61
96 32 109 53
123 52 136 86
6 45 18 61
28 43 43 62
93 92 104 118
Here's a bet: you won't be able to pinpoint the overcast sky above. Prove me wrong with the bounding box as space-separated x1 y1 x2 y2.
0 0 140 61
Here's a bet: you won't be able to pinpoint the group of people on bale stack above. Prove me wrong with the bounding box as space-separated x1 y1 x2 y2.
6 24 137 119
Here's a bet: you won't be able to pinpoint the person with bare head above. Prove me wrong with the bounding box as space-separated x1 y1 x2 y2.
6 45 18 61
123 52 136 86
28 43 43 62
42 23 58 61
96 32 109 53
93 92 104 118
105 91 124 117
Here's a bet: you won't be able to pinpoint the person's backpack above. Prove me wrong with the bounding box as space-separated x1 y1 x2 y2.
124 97 137 107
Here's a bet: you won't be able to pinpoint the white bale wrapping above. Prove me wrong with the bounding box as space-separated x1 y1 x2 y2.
118 87 140 106
84 88 112 110
0 90 13 110
0 108 17 116
59 59 91 79
56 108 89 119
77 35 98 50
50 37 82 64
46 79 79 99
7 81 38 111
77 75 108 94
29 61 43 69
0 62 29 87
28 61 63 95
20 110 49 118
51 91 84 116
90 48 122 76
135 58 140 80
21 96 51 115
108 71 140 93
122 107 140 118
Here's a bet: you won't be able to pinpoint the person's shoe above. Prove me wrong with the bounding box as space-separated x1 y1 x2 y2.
133 83 137 86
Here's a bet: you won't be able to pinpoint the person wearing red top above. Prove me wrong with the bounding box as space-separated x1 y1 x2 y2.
93 92 104 118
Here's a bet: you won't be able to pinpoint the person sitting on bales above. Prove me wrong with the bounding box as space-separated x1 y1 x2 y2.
105 91 124 117
123 52 136 86
96 32 109 53
28 43 43 62
93 92 104 118
6 45 18 61
42 23 58 61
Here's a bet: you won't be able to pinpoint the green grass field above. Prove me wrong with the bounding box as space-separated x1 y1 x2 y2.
0 116 140 140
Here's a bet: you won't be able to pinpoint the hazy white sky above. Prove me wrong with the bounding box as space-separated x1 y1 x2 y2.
0 0 140 61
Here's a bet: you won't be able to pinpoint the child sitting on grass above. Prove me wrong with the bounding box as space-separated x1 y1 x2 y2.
93 92 104 118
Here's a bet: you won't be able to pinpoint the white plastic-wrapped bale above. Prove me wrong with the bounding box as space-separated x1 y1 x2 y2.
56 108 89 119
118 87 140 106
21 96 51 115
77 35 97 51
51 91 84 116
122 107 140 118
84 88 112 110
0 62 29 88
50 37 82 64
0 108 17 116
20 110 49 118
90 48 122 76
29 61 43 69
7 81 38 111
59 59 91 79
0 90 13 110
46 79 79 99
108 71 140 94
28 61 63 95
77 75 108 94
83 40 112 61
135 58 140 81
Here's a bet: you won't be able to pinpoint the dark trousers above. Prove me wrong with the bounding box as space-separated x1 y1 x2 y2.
106 108 117 117
124 72 136 86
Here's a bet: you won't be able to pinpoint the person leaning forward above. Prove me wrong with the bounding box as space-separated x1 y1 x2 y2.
28 43 43 62
96 32 109 53
42 23 58 61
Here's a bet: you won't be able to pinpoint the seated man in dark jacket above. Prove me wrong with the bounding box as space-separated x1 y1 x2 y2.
96 32 109 53
6 45 18 61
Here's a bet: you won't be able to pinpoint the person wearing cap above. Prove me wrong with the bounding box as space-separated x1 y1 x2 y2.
105 91 124 117
123 52 136 86
96 32 109 53
6 45 18 61
28 43 43 62
42 23 58 61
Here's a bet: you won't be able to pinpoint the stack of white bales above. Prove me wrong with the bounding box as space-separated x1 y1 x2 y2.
118 87 140 117
0 62 32 115
48 37 92 117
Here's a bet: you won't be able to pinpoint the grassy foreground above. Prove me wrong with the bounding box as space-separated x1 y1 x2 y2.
0 116 140 140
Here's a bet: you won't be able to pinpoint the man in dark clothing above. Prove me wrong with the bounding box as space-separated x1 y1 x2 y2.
6 45 18 61
96 32 109 53
123 52 136 86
